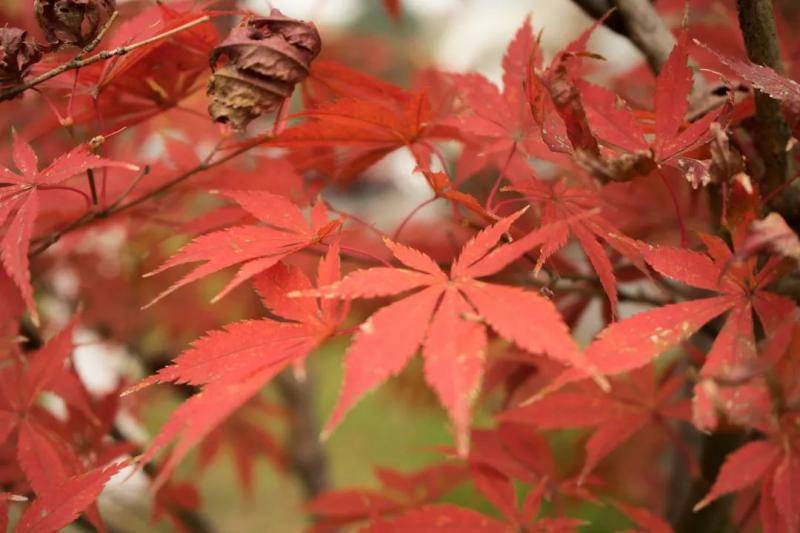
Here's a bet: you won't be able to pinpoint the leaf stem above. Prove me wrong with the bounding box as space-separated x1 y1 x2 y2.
86 169 98 205
486 143 517 214
392 195 437 241
38 184 92 207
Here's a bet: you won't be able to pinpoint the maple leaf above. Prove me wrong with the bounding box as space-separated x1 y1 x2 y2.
0 133 138 323
697 41 800 113
695 432 800 532
14 462 124 533
270 60 438 182
1 317 90 459
35 2 218 131
692 316 800 530
151 478 201 533
615 502 673 533
144 191 341 306
363 504 510 533
562 235 792 385
198 396 288 495
308 211 607 453
694 440 782 513
502 364 690 483
307 463 469 530
508 178 645 315
445 18 561 185
526 15 617 159
464 425 601 529
578 33 731 186
131 246 345 486
644 236 792 379
0 317 120 531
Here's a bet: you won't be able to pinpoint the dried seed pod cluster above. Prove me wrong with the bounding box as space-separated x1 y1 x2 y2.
207 9 321 130
0 27 42 91
34 0 116 47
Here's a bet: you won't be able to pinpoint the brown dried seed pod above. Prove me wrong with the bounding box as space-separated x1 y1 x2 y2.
207 9 321 130
0 27 43 92
34 0 116 47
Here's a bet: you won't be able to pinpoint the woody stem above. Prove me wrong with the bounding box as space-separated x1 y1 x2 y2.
0 15 211 102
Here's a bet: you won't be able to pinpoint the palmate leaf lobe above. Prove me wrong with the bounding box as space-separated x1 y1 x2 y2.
131 246 344 486
311 211 608 453
0 133 138 323
144 191 341 307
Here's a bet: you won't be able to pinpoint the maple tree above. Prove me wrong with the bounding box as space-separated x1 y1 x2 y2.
2 0 800 531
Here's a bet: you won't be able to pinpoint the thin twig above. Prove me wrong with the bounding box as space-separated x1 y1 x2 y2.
106 165 151 211
29 136 266 257
76 11 120 59
0 15 211 102
86 169 99 205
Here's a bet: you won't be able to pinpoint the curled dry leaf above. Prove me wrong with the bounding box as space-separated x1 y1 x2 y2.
0 28 42 92
574 148 656 183
207 9 321 130
34 0 116 47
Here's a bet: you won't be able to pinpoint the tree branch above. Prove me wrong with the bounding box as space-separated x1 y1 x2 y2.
570 0 634 37
0 15 211 102
28 135 268 257
613 0 677 74
274 371 330 498
736 0 797 220
572 0 710 108
571 0 674 74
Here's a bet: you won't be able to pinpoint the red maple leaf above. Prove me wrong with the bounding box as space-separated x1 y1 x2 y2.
502 364 691 483
363 504 511 532
508 178 645 315
697 41 800 113
197 396 288 496
144 191 341 306
307 463 469 530
272 60 439 182
565 234 792 383
694 429 799 532
308 211 607 453
0 133 138 323
33 2 217 131
0 317 121 532
13 462 124 533
445 17 560 185
579 31 732 185
461 424 602 530
131 246 346 486
691 309 800 531
151 476 201 533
